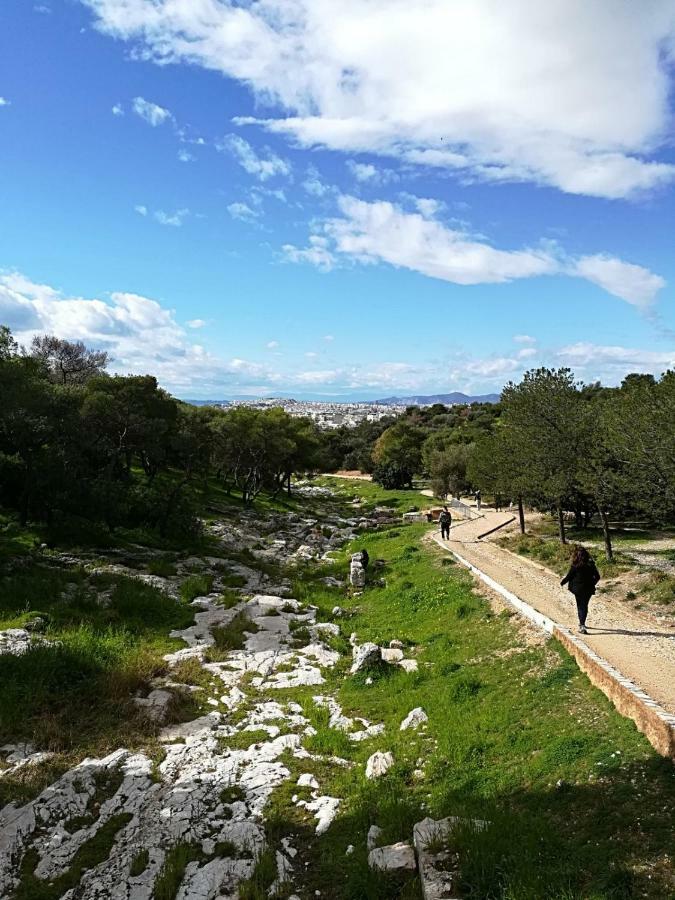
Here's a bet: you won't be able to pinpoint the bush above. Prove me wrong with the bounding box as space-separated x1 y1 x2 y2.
180 574 214 602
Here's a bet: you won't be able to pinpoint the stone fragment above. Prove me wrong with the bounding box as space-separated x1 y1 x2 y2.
367 825 383 851
413 816 488 900
368 842 416 871
398 659 419 673
350 642 381 674
381 648 404 663
349 555 366 589
297 773 319 790
389 639 404 650
365 751 393 780
400 708 428 731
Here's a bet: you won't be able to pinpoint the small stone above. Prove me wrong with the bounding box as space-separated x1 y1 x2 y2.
350 642 381 674
368 842 416 871
365 677 373 685
297 773 320 790
365 751 393 780
381 648 404 663
367 825 383 851
400 707 428 731
398 659 418 673
389 639 404 650
346 844 355 855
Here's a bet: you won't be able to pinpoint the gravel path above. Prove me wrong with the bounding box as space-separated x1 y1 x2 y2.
440 515 675 716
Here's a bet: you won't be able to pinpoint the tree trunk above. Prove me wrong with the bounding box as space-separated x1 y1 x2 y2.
286 471 292 496
557 505 567 544
517 496 525 534
598 504 613 561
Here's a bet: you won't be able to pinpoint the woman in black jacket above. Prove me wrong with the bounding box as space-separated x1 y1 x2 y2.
560 545 600 635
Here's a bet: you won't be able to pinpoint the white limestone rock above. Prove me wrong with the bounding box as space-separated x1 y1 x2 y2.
365 751 393 780
350 642 381 674
367 825 383 851
400 708 428 731
368 842 416 872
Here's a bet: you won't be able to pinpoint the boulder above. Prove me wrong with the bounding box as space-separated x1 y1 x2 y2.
350 642 381 674
349 558 366 589
400 708 428 731
365 751 393 780
389 639 404 650
381 648 404 663
368 842 416 871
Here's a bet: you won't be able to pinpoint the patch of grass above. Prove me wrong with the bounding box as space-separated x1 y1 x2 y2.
217 590 243 610
129 848 149 876
499 531 631 579
219 729 271 751
220 784 246 804
180 573 214 602
206 612 259 659
148 557 178 577
642 571 675 607
237 849 278 900
221 573 248 588
13 813 132 900
153 842 204 900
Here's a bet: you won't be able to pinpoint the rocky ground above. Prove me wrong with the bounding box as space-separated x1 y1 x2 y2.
0 496 440 899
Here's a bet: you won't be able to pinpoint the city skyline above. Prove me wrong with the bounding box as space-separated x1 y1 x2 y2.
1 1 675 399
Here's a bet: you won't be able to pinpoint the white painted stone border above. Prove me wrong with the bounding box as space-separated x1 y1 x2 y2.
432 533 675 759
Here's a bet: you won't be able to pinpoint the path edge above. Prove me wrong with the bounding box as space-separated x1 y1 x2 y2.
432 533 675 760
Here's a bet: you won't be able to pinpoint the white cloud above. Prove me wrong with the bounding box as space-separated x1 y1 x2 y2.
323 335 334 342
266 340 280 349
178 149 195 162
513 334 536 344
220 134 291 181
286 194 666 306
557 342 675 378
132 96 172 127
0 97 10 107
83 0 675 199
227 202 259 223
302 166 331 197
187 319 205 328
305 351 318 358
111 102 124 116
282 236 335 271
321 195 558 284
572 254 665 309
154 208 189 227
347 161 398 185
134 204 147 216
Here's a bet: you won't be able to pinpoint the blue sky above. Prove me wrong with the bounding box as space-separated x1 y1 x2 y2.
1 0 674 399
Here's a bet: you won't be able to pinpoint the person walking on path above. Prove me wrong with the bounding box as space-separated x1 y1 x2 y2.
560 545 600 635
439 506 452 540
474 490 481 511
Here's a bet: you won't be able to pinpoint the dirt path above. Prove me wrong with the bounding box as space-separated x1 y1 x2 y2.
439 515 675 716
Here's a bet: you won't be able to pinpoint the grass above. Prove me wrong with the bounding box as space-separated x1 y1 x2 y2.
314 476 426 515
148 557 178 577
259 480 675 900
180 573 214 602
153 843 204 900
642 570 675 606
205 612 259 660
498 530 631 579
0 567 196 755
129 848 150 876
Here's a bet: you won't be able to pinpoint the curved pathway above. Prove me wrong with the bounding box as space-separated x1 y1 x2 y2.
438 514 675 717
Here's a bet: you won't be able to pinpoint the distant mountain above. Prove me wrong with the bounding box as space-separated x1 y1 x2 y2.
374 392 500 406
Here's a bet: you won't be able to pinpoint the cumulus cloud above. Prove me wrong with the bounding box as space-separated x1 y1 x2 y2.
347 161 398 185
177 149 195 162
82 0 675 198
572 255 666 309
187 319 205 329
266 340 280 349
0 270 276 394
0 97 11 107
302 166 331 197
220 134 291 181
111 102 124 116
132 96 172 127
134 204 147 216
285 195 666 307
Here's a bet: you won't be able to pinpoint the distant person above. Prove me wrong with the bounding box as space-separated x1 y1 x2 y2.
560 545 600 635
474 489 481 511
439 506 452 540
360 548 370 569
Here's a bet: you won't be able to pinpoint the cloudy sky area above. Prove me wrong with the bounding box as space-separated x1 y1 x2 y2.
1 0 675 399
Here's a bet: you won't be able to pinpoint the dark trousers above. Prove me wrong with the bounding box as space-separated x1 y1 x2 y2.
574 592 592 627
441 524 450 540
